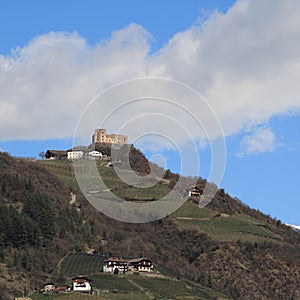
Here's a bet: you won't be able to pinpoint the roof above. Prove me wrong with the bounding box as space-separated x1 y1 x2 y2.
67 146 88 152
71 276 91 282
104 257 127 263
129 257 152 263
46 150 67 155
55 285 69 290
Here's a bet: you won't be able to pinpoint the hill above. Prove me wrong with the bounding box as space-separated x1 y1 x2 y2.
0 149 299 299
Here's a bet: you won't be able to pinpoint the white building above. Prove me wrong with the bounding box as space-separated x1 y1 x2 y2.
88 150 103 158
128 258 153 272
72 277 92 293
103 257 128 273
67 150 84 160
44 283 55 294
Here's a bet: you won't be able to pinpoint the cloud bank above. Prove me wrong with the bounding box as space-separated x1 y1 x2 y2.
1 0 300 154
238 126 276 156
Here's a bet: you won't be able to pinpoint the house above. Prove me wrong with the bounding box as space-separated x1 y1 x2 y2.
44 283 55 294
128 258 153 272
71 276 92 293
103 257 128 274
45 150 67 160
188 186 203 198
88 150 103 158
67 150 84 160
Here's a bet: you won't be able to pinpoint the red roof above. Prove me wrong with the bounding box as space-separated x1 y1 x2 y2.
71 276 91 282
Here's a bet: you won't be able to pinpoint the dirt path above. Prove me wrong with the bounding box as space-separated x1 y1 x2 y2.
176 216 211 221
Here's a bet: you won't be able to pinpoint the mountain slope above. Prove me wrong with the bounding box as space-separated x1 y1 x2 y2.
0 150 299 299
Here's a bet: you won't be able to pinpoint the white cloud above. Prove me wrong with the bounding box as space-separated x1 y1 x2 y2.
0 0 300 152
238 126 276 156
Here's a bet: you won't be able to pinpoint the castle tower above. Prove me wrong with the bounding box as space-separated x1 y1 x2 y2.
92 129 128 144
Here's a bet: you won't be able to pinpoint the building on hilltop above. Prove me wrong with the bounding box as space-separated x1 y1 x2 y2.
92 129 128 145
67 150 84 160
188 186 203 198
66 146 88 160
45 150 67 160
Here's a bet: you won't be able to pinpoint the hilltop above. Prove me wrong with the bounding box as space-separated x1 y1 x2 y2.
0 148 299 299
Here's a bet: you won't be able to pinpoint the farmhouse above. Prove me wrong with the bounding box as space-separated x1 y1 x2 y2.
71 276 92 293
188 186 203 198
45 150 67 160
129 258 153 272
67 150 84 160
103 257 128 274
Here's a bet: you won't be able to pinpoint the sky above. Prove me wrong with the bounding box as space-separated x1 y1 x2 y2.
0 0 299 225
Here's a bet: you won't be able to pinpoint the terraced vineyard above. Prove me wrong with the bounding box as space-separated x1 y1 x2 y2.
172 201 282 243
132 276 211 299
40 159 170 201
91 274 137 292
59 253 105 276
49 253 229 299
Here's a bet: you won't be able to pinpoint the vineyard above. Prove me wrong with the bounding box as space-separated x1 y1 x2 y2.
45 252 229 300
59 253 105 276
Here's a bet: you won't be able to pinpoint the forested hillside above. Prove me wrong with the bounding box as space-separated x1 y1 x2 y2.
0 150 299 299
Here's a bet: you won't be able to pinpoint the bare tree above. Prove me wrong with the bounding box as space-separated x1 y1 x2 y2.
39 151 45 160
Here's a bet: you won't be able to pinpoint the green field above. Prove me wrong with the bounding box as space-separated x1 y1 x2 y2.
172 201 218 219
30 294 102 300
30 275 220 300
48 253 229 300
59 253 105 276
132 276 211 299
172 201 282 243
30 292 151 300
41 160 280 244
40 160 170 201
176 214 281 243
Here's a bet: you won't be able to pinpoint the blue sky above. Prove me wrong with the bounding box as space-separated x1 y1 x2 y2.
0 0 299 225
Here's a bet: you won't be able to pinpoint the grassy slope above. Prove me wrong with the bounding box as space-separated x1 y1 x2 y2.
40 160 170 201
34 158 300 299
172 201 282 243
40 159 285 244
50 252 227 300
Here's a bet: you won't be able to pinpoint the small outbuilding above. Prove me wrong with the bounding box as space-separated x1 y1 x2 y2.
44 283 55 294
55 285 70 293
88 150 103 158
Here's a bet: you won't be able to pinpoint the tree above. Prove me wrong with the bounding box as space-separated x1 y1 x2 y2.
207 273 212 287
198 269 206 283
23 194 55 242
38 151 45 160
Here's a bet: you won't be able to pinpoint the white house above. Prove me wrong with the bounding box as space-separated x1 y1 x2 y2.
44 283 55 294
128 258 153 272
88 150 103 158
103 257 128 273
71 277 92 293
67 150 84 160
